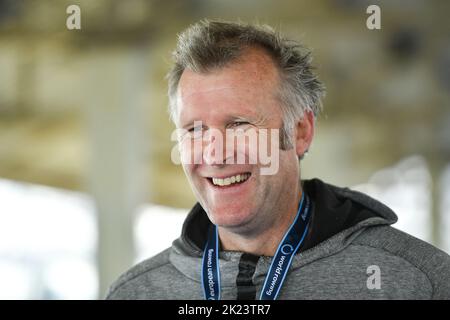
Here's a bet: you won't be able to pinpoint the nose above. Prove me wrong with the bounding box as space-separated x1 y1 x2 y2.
203 128 229 165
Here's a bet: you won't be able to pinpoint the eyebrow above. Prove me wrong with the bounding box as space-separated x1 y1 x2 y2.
231 114 268 126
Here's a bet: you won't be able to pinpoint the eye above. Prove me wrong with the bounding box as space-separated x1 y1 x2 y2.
187 124 204 132
230 121 250 128
185 125 204 139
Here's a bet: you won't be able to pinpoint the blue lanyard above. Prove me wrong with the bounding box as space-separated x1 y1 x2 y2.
202 193 311 300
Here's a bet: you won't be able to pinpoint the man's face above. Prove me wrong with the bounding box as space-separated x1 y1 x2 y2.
176 48 303 233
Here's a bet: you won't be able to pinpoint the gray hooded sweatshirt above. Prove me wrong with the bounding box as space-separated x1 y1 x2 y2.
106 178 450 300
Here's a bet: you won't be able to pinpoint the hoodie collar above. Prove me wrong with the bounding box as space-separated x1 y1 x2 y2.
171 178 398 283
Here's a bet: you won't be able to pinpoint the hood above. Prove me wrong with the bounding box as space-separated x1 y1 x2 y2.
170 178 398 285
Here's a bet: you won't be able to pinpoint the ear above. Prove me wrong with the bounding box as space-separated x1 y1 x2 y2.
295 111 315 158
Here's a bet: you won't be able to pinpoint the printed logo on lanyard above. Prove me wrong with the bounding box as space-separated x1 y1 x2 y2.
202 193 311 300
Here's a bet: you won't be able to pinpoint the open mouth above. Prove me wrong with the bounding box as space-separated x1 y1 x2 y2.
207 172 251 188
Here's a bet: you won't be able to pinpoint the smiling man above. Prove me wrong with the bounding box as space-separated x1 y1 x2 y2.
107 20 450 300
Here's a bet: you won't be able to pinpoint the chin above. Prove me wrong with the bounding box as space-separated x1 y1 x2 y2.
207 207 255 229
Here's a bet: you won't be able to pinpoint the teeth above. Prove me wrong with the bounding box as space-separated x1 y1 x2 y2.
212 173 250 186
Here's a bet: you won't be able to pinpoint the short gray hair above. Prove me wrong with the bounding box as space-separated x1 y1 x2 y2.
167 19 325 150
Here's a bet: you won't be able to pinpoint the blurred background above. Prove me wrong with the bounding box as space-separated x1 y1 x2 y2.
0 0 449 299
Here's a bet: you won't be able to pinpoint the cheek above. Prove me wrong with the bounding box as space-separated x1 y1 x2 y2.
181 163 194 180
232 129 280 167
231 139 252 164
179 138 203 165
279 151 299 177
182 164 206 194
228 129 259 164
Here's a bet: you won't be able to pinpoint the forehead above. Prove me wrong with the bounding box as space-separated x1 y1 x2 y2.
177 48 281 124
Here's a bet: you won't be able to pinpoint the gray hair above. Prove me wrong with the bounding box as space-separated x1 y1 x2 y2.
167 19 325 151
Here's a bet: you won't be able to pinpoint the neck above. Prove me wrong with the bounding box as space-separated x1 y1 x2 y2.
218 186 303 257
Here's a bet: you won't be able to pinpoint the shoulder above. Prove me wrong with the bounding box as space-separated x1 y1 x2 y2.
353 225 450 299
105 247 172 299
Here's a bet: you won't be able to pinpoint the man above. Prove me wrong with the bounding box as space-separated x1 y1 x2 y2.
107 20 450 300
